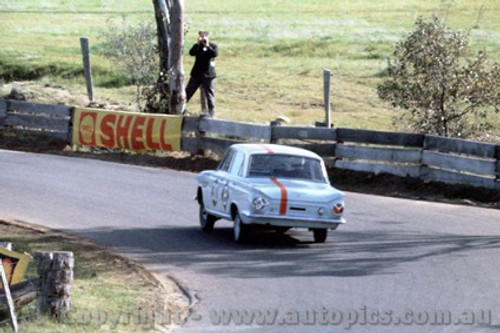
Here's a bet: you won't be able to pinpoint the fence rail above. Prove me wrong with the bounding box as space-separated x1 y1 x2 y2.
1 100 499 190
0 100 71 141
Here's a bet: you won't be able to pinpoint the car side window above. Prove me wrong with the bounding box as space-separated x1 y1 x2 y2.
218 149 235 172
229 151 245 176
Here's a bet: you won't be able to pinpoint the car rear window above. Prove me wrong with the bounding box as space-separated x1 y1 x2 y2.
247 154 327 183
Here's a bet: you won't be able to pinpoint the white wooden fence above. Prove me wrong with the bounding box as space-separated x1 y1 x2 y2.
1 100 499 190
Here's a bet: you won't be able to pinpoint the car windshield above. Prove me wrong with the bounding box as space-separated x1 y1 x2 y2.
247 154 327 183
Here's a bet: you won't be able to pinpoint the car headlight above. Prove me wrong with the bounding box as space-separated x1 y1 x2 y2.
317 207 325 216
252 197 269 211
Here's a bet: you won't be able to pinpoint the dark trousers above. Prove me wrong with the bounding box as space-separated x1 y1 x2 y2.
185 76 216 117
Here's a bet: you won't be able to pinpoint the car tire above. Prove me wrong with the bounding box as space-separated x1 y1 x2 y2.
233 211 248 243
199 201 216 233
313 229 328 243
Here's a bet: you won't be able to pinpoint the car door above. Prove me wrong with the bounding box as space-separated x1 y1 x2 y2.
224 151 245 215
208 148 235 215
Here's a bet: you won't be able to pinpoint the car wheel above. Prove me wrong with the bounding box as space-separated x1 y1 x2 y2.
199 201 216 233
313 229 328 243
233 211 248 243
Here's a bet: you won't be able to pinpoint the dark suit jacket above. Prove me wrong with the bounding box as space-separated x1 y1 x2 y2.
189 42 218 78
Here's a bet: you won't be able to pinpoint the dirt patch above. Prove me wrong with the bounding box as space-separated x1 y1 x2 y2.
1 81 91 107
0 131 498 209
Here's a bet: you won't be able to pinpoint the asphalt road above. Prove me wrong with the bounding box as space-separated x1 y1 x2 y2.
1 149 499 332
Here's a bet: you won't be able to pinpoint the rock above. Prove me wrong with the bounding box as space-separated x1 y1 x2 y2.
8 87 26 101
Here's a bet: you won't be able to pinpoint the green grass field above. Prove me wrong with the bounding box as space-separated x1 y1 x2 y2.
1 0 499 138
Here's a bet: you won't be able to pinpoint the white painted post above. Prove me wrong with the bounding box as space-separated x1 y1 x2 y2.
0 259 19 332
0 242 12 251
323 69 332 128
80 37 94 103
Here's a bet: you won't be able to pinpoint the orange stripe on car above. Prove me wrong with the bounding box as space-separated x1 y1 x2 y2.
270 177 287 215
259 144 274 154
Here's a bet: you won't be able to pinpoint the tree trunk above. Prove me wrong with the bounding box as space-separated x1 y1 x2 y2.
34 251 74 319
153 0 171 112
153 0 170 77
168 0 186 114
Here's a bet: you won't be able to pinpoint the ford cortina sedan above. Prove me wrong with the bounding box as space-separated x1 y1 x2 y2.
196 143 346 243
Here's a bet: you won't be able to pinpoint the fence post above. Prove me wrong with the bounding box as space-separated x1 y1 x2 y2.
420 134 429 183
0 242 12 251
269 116 289 144
67 107 75 145
269 120 278 144
80 37 94 103
196 115 206 156
34 251 74 319
0 259 19 332
0 99 6 129
496 144 500 191
323 69 332 129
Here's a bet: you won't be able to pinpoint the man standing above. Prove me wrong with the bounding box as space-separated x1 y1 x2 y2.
185 30 218 118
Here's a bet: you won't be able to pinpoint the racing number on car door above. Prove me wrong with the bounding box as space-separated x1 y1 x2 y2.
211 148 234 213
212 149 244 214
220 179 230 211
224 151 245 213
213 178 230 213
210 181 219 207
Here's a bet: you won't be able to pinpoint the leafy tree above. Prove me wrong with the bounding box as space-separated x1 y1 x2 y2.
100 0 185 114
377 16 500 137
100 20 159 111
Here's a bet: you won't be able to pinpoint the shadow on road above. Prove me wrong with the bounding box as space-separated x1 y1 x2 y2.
66 223 500 279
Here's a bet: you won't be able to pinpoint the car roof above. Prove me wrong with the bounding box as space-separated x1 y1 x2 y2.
230 143 321 159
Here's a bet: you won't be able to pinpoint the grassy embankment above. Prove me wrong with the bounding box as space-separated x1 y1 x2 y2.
0 221 186 332
0 0 499 137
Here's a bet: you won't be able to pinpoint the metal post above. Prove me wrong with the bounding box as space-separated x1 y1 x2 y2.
0 259 19 332
80 37 94 103
323 69 332 128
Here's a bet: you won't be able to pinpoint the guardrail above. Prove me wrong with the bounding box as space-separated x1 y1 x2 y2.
1 100 499 190
182 117 500 190
0 100 71 141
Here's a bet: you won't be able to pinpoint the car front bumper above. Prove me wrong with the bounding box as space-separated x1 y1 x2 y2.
241 212 346 230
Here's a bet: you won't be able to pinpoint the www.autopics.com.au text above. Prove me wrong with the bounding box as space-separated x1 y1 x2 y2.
40 306 492 330
201 306 492 329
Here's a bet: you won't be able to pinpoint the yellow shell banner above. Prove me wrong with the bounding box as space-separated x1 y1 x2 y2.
72 108 183 151
0 248 30 288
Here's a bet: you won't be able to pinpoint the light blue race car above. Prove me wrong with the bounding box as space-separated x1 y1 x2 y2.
196 143 346 243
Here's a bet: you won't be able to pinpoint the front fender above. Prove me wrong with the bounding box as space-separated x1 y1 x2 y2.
196 186 207 205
